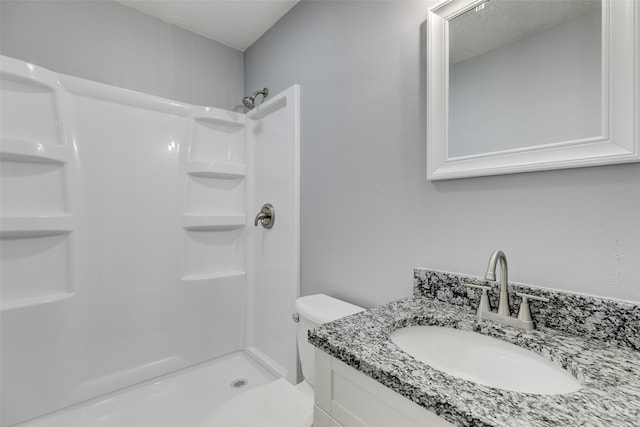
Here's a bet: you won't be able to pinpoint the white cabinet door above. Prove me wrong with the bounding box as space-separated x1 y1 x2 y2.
314 348 455 427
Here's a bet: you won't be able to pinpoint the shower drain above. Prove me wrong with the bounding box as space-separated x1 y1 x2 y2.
230 378 248 389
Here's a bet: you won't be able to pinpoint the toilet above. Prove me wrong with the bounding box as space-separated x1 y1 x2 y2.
206 294 364 427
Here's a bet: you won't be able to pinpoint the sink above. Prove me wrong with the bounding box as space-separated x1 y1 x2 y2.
390 326 581 395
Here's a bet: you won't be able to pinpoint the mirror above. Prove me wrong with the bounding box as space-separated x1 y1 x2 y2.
449 0 601 158
426 0 639 180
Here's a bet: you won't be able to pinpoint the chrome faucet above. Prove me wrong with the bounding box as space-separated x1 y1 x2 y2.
464 250 549 330
485 250 511 317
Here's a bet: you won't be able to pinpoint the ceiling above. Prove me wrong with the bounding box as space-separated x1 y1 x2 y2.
449 0 600 64
115 0 300 51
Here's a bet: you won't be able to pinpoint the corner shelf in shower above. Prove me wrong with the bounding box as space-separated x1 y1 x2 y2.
1 291 75 312
182 214 245 231
192 109 245 130
0 139 73 164
185 160 246 179
180 271 246 283
0 215 74 238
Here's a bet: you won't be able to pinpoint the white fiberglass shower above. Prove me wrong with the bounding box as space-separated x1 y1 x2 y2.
0 55 300 426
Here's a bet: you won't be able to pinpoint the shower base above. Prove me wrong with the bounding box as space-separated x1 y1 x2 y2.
16 352 276 427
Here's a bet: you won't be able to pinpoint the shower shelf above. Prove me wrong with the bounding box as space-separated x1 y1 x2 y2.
0 139 73 164
180 271 246 283
192 109 245 130
185 161 246 179
182 214 245 231
0 215 74 238
1 292 75 312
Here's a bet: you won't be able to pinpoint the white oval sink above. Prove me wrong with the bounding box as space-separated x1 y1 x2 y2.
390 326 581 395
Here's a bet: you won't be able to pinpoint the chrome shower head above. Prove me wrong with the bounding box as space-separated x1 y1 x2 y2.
242 88 269 110
242 97 255 109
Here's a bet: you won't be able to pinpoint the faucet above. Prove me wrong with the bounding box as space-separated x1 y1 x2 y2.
485 250 511 317
464 250 549 330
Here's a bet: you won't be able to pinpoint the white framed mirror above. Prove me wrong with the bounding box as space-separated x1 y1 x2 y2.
426 0 639 181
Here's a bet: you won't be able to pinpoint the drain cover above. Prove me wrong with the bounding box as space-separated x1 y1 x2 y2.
230 378 248 389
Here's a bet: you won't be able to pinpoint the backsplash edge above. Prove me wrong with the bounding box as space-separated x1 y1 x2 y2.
414 268 640 351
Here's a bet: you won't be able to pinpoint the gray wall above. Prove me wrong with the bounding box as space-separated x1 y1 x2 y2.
244 0 640 307
0 1 243 109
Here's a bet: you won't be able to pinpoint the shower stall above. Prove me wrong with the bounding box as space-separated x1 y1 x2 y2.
0 55 300 426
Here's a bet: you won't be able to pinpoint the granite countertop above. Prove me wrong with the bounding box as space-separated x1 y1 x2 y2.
309 295 640 427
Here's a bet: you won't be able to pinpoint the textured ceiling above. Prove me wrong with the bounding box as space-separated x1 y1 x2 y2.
115 0 299 51
450 0 601 64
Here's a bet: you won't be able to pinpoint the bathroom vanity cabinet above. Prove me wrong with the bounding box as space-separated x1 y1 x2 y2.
313 349 454 427
309 270 640 426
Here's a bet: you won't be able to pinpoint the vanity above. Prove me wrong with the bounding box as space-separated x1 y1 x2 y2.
309 269 640 426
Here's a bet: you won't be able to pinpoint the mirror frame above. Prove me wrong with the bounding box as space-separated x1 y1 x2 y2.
426 0 639 181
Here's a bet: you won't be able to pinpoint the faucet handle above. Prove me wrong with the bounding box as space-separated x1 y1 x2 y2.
464 283 492 315
515 292 549 322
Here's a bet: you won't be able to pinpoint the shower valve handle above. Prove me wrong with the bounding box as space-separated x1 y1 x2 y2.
254 203 275 229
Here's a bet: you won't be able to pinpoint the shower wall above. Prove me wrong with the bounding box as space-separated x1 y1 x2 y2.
245 86 301 384
1 57 300 426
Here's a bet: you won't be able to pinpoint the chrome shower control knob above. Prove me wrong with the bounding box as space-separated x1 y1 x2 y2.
254 203 275 229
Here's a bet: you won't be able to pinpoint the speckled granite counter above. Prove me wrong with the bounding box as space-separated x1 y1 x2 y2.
309 270 640 427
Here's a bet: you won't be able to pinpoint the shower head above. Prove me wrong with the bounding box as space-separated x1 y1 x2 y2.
242 88 269 109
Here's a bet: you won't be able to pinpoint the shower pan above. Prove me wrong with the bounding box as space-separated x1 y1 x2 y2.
0 55 300 426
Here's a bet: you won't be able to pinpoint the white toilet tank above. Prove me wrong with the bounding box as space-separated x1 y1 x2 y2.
294 294 364 388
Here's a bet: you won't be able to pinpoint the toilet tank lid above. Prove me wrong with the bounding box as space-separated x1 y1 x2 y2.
295 294 365 325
